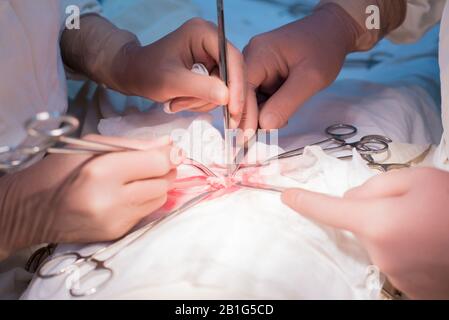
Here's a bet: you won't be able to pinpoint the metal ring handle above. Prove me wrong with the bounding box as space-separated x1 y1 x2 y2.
325 124 357 139
356 139 389 155
37 252 84 279
69 265 114 298
361 134 392 144
0 159 25 171
26 112 79 138
0 146 35 171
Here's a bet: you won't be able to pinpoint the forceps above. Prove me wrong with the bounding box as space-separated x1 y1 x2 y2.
236 146 432 192
360 145 432 172
0 111 129 171
236 181 286 193
244 124 391 168
36 190 215 297
0 111 216 177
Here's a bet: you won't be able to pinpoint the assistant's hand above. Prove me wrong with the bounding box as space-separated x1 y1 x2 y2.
242 4 361 131
118 18 246 128
0 135 182 257
282 168 449 299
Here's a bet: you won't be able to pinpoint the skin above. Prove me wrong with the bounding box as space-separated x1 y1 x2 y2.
123 18 246 127
242 4 360 131
1 16 247 258
66 17 247 128
243 1 448 298
0 135 183 257
282 168 449 299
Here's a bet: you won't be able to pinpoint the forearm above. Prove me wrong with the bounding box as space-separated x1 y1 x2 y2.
0 174 54 260
60 14 141 93
0 174 22 260
318 0 407 51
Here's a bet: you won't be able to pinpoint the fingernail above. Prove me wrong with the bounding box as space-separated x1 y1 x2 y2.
163 102 176 114
234 93 245 115
192 63 209 76
261 112 281 129
170 147 185 166
230 116 240 130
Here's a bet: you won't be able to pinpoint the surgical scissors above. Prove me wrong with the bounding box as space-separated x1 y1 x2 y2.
0 111 217 177
36 190 215 297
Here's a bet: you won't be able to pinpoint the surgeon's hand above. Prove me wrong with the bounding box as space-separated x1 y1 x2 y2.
242 4 361 130
117 18 246 128
0 135 182 258
282 168 449 299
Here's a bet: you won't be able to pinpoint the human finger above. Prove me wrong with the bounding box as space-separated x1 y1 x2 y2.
281 188 382 232
345 170 412 200
258 68 324 129
88 145 184 183
124 170 177 206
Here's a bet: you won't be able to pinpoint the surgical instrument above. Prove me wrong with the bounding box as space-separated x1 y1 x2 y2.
361 144 432 172
237 124 391 169
0 111 217 177
36 190 215 297
236 181 287 193
231 134 257 177
216 0 233 177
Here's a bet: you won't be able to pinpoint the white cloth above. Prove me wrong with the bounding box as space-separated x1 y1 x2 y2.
22 73 442 299
23 115 384 300
437 3 449 168
388 0 449 167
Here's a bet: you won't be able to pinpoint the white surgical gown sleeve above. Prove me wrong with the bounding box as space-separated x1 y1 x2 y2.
388 0 446 43
436 4 449 167
388 1 449 167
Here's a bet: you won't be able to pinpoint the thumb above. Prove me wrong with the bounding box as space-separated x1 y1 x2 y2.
281 188 371 232
171 69 229 106
259 68 325 130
